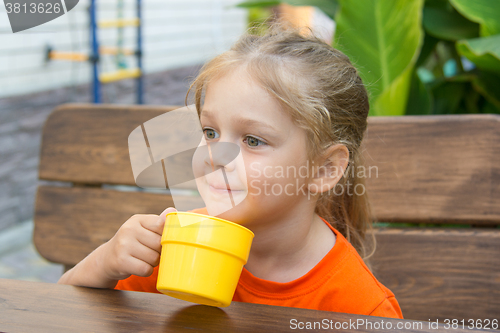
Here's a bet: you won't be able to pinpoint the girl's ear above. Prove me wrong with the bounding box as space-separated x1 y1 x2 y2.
307 144 349 194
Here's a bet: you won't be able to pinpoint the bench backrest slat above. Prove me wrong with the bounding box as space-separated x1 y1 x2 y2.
364 115 500 225
34 185 181 265
39 104 177 185
372 228 500 320
39 104 500 224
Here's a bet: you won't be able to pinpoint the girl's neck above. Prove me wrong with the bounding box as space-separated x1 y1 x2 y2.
244 203 336 283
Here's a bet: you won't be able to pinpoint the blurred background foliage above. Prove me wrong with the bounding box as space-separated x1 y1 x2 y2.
236 0 500 116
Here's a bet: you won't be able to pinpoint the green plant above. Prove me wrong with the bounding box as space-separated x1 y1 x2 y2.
236 0 500 116
247 6 274 35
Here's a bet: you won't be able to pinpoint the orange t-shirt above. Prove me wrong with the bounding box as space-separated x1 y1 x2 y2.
115 207 403 319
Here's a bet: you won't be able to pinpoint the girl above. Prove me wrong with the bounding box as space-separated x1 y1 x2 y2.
59 23 403 319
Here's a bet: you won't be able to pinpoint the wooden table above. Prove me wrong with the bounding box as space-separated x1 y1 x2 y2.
0 279 495 333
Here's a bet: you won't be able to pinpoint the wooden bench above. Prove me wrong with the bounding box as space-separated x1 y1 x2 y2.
34 103 500 321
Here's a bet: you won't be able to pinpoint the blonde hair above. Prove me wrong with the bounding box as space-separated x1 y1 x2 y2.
186 22 376 265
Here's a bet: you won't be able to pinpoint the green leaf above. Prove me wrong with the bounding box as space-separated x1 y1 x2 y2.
429 79 467 114
423 5 479 41
428 72 500 114
235 0 280 8
405 69 432 115
333 0 424 116
456 34 500 75
463 87 481 113
471 71 500 110
373 65 415 116
449 0 500 36
415 33 439 67
482 101 500 114
284 0 338 19
235 0 338 19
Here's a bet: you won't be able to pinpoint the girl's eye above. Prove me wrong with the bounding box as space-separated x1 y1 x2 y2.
203 128 266 148
203 128 219 140
244 136 266 147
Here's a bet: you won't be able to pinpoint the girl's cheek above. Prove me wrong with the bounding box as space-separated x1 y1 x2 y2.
245 168 263 196
246 165 264 183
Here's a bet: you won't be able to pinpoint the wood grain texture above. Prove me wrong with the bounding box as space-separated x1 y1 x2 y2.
39 104 500 224
34 104 500 322
34 185 175 266
38 103 178 186
33 186 500 321
372 228 500 321
0 278 487 333
364 114 500 224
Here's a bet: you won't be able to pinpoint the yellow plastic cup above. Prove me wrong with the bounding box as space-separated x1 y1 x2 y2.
156 211 254 307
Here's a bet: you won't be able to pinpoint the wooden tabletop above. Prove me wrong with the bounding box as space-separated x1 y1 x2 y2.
0 279 494 333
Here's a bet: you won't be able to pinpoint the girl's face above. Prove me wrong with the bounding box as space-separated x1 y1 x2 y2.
194 66 314 227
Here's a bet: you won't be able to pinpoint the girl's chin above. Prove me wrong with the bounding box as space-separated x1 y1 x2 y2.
200 188 247 212
205 203 245 222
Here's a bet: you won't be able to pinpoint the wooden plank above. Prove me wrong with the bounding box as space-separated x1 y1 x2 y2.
364 114 500 225
40 105 500 225
1 278 471 333
34 185 174 266
38 103 180 185
372 227 500 321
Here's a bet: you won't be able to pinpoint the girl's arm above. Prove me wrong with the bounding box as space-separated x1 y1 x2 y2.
58 207 176 289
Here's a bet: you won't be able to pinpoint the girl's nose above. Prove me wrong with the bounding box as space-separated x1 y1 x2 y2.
204 142 239 172
192 139 240 175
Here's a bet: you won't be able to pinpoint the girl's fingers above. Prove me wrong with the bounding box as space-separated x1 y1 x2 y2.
123 255 157 278
140 207 177 235
108 209 178 279
136 227 162 254
129 244 160 272
159 207 177 221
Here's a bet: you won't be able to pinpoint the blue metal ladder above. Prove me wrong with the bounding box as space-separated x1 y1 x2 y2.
89 0 144 104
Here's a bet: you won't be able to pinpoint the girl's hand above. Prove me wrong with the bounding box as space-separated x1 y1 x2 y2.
57 207 176 289
99 207 177 282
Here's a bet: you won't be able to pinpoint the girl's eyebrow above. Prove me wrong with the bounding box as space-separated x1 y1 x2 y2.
201 109 279 133
200 109 214 118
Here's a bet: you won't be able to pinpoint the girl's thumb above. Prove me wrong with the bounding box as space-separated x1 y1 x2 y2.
159 207 177 220
156 207 176 236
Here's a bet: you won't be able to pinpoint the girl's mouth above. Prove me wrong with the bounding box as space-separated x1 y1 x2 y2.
208 183 246 194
